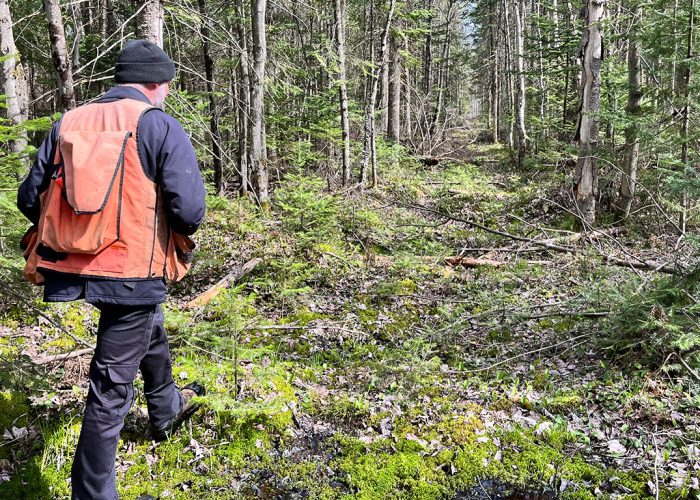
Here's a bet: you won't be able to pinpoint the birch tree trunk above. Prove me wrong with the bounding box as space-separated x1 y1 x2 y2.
44 0 76 111
387 30 401 143
198 0 223 195
573 0 604 225
139 0 164 47
250 0 269 207
617 2 642 218
235 2 250 196
334 0 352 185
514 0 527 169
360 0 396 189
0 0 28 160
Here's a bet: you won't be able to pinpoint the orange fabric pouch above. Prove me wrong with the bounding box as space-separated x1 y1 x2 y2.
38 131 131 254
165 231 195 282
20 225 44 285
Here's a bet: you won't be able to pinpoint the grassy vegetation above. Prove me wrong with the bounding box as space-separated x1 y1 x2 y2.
1 145 698 498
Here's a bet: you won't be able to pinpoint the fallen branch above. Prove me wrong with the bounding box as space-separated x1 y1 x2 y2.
32 348 94 365
445 256 504 268
447 331 596 374
516 310 610 320
673 352 700 383
184 258 261 310
404 202 683 275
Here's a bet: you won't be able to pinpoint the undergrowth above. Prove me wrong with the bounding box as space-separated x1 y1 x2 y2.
1 145 697 498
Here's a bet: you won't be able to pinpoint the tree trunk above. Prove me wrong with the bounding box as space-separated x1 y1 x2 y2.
44 0 75 111
562 0 575 130
139 0 164 47
387 30 401 143
514 0 527 169
360 0 397 189
380 46 390 135
198 0 223 195
422 0 433 96
503 0 514 148
489 3 500 144
250 0 269 207
70 0 82 70
403 33 412 142
235 2 250 196
617 2 642 218
0 0 28 161
535 0 547 145
334 0 352 185
679 0 694 234
573 0 604 226
430 0 454 139
106 0 117 36
360 0 375 186
421 0 433 151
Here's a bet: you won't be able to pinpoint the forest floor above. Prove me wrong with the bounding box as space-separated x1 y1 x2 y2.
0 143 698 499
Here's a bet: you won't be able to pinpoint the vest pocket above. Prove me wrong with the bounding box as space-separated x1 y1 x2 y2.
20 225 45 285
165 231 195 282
38 131 131 254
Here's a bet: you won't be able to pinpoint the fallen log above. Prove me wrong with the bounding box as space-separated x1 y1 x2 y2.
33 348 94 365
184 258 261 310
445 256 504 268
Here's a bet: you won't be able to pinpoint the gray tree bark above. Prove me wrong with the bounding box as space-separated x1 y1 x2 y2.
198 0 223 195
403 33 412 142
489 3 499 144
44 0 76 111
360 0 397 189
235 2 250 196
573 0 604 225
250 0 269 207
679 0 694 234
514 0 527 169
420 0 433 150
617 2 642 218
139 0 164 47
0 0 28 160
430 0 455 139
503 0 515 148
387 30 401 143
334 0 352 185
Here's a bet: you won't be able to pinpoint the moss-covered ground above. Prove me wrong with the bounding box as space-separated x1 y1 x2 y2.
1 145 698 498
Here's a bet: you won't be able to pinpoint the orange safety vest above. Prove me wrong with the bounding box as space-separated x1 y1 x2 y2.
23 98 194 285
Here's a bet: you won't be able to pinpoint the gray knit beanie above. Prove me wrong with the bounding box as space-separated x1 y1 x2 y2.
114 40 175 84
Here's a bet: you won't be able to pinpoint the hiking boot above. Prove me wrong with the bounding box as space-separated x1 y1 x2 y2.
149 382 206 442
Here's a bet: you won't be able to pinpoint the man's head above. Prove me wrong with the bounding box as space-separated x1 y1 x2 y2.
114 40 175 107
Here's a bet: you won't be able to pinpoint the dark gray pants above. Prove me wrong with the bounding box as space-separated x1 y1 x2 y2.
71 304 183 500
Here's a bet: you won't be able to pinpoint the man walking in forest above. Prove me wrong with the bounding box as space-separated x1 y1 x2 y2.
17 40 207 499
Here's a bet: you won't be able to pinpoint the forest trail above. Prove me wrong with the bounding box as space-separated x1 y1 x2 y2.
1 145 697 498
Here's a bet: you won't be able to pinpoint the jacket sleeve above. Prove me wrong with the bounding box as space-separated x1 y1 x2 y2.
139 110 206 236
17 120 61 225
